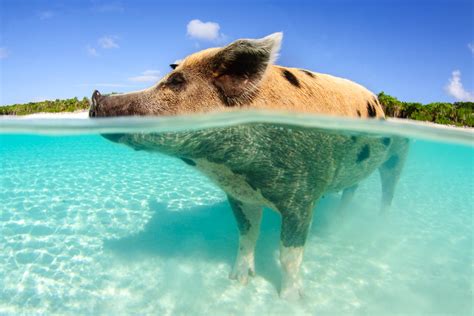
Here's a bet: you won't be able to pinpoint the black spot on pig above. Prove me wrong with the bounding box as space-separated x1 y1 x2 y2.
381 137 391 146
181 158 196 166
367 102 377 117
282 69 300 87
357 145 370 163
300 69 315 78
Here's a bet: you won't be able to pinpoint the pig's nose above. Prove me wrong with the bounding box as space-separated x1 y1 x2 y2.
89 90 102 117
92 90 101 104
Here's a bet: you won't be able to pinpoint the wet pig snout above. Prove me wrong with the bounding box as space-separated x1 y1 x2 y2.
89 90 103 118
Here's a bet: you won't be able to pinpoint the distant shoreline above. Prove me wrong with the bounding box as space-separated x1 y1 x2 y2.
1 93 473 127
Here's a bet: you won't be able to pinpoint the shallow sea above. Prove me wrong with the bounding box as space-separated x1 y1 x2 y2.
0 112 473 315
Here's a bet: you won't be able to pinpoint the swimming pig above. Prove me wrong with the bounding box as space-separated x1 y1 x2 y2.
89 33 408 300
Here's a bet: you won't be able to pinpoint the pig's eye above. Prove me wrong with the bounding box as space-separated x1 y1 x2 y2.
167 73 185 88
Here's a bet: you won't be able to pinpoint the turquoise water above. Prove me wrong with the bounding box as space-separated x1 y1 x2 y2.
0 113 473 315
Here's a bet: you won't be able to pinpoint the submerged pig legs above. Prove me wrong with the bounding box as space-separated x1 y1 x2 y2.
228 195 263 285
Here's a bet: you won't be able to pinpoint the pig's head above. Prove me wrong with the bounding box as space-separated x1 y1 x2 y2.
89 33 282 118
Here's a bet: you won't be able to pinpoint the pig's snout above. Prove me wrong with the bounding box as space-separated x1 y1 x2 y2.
90 89 126 143
89 90 103 118
89 90 140 117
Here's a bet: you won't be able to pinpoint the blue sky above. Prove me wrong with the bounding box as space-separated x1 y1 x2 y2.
0 0 472 105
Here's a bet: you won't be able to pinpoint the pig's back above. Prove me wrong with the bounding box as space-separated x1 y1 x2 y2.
253 66 385 119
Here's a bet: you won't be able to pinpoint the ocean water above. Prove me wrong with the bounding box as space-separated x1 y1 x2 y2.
0 112 473 315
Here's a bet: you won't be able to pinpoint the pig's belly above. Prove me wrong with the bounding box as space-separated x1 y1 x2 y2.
326 146 388 192
194 158 276 208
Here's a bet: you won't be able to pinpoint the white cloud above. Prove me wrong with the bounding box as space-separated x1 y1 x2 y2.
186 19 222 41
98 36 119 49
128 70 161 83
38 10 54 20
468 43 474 55
0 47 8 59
86 36 119 56
86 45 99 57
445 70 474 101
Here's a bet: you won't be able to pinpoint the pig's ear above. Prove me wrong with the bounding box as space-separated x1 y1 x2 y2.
212 32 282 104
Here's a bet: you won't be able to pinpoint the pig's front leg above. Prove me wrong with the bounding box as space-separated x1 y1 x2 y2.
279 206 314 300
227 195 263 285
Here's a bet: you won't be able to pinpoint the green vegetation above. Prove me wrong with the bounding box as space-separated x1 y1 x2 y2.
0 97 90 115
378 92 474 127
0 93 472 127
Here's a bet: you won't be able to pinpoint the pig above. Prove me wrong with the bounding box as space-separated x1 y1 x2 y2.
89 33 408 300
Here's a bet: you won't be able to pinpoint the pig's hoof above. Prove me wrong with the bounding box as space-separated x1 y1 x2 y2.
229 261 255 285
280 281 304 301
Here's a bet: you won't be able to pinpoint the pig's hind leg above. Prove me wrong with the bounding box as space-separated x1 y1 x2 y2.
337 184 358 216
227 195 263 285
379 137 409 213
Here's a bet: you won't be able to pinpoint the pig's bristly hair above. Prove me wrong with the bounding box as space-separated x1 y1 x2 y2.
258 32 283 66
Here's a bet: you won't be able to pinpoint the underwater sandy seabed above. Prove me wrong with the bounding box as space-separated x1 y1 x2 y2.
0 133 472 315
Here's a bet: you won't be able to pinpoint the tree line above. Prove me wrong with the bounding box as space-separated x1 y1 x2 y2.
378 92 473 127
0 93 473 127
0 97 90 115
